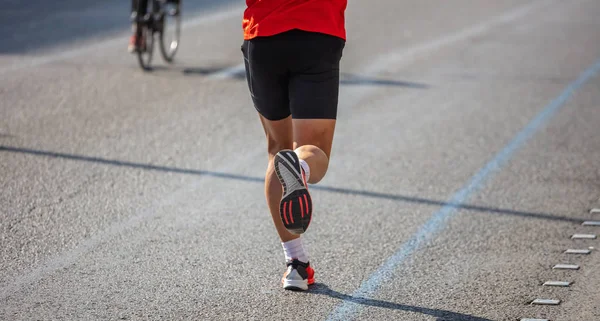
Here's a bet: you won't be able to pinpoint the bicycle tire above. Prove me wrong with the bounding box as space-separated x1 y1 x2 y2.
136 25 154 70
136 0 155 70
159 0 181 63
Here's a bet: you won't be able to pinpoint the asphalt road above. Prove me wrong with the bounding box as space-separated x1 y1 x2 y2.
1 0 600 320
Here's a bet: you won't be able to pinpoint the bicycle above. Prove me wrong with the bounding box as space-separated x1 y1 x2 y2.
133 0 181 70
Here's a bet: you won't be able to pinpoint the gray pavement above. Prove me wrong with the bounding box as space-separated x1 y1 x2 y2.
1 0 600 320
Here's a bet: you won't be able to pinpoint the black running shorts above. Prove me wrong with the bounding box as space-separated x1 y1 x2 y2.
242 29 345 120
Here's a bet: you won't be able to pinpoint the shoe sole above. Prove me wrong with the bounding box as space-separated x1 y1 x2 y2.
274 150 313 234
283 279 309 291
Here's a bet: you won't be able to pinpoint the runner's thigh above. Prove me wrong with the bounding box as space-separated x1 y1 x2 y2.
242 38 290 121
288 31 345 120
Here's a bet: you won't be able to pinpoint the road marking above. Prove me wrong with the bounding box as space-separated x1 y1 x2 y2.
521 319 550 321
553 264 580 270
564 249 591 254
328 5 600 321
543 281 572 287
0 6 243 76
590 208 600 214
0 147 264 301
582 221 600 226
531 299 560 305
213 0 548 83
1 1 544 299
571 234 597 239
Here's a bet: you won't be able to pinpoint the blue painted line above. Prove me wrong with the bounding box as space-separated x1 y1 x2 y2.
327 57 600 321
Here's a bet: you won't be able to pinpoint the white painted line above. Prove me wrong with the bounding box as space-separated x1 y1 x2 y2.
0 146 264 301
521 319 550 321
330 6 598 318
553 264 580 270
531 299 560 305
543 281 572 287
565 249 591 254
359 0 547 77
571 234 597 239
590 208 600 214
220 0 547 84
582 221 600 226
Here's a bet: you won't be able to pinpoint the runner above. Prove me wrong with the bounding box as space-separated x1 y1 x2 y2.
242 0 347 291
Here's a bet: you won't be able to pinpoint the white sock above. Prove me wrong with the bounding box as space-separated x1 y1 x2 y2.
299 159 310 183
282 237 309 263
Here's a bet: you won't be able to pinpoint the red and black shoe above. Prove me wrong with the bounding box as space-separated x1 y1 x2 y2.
274 150 313 234
128 34 139 53
282 259 315 291
127 31 146 53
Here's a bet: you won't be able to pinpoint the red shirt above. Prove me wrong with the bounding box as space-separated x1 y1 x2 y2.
243 0 347 40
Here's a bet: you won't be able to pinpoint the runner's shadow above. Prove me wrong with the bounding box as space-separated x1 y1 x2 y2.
310 283 493 321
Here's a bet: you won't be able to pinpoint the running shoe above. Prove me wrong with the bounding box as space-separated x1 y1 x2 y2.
282 259 315 291
274 150 313 234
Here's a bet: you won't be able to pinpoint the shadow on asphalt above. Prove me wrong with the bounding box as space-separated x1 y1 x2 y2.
181 66 430 88
339 72 430 88
182 66 233 76
310 283 493 321
0 145 585 224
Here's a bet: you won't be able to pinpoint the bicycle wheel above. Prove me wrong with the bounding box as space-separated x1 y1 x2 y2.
136 25 154 70
136 1 155 70
159 0 181 63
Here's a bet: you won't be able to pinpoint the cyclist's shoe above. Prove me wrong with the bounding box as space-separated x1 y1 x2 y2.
128 34 139 53
274 150 312 234
282 259 315 291
128 33 146 53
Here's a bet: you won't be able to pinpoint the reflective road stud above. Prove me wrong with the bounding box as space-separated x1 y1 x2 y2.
565 249 591 254
531 299 560 305
571 234 597 239
590 208 600 214
543 281 572 287
553 264 580 270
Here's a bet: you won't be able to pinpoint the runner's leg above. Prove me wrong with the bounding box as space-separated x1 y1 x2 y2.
259 115 299 242
293 120 336 184
242 38 300 242
289 31 345 184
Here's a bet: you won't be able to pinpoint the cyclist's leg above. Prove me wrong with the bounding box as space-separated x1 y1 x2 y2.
131 0 149 18
129 0 149 52
139 0 148 17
